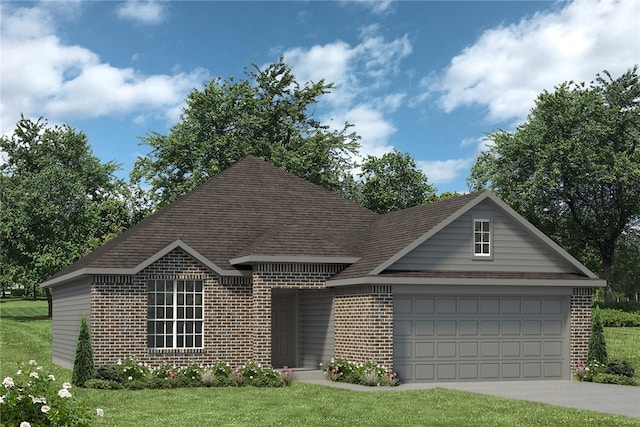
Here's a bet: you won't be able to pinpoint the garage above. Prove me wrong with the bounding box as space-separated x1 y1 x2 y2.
393 293 570 382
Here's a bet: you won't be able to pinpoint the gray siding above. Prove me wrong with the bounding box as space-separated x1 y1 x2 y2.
390 200 574 273
51 278 92 369
298 289 334 368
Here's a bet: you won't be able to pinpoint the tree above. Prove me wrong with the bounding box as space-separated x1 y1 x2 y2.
587 308 607 364
612 225 640 300
132 56 360 209
468 66 640 302
0 117 131 316
358 149 436 214
72 315 95 387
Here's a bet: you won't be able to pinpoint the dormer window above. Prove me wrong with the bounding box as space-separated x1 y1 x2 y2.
474 219 491 258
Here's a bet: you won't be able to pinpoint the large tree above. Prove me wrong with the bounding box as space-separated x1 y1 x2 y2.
468 66 640 301
0 117 130 316
358 149 436 213
132 57 360 208
612 225 640 300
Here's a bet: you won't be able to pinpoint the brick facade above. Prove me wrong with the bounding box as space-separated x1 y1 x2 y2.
569 287 593 371
334 285 394 368
89 249 592 379
90 248 253 368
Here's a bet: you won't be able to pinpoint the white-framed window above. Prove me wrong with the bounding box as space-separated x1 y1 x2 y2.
473 219 491 257
147 279 203 349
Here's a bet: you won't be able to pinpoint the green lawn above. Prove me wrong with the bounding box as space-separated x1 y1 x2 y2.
2 299 640 427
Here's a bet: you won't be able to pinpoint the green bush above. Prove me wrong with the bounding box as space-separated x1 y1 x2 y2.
84 379 123 390
605 359 635 378
587 308 608 364
72 315 95 387
595 300 640 313
321 358 400 386
592 373 637 386
598 308 640 327
124 380 148 390
96 365 123 383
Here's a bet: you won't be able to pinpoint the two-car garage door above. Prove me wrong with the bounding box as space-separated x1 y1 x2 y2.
394 295 570 382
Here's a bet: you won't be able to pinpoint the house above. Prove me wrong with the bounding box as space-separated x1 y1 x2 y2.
42 156 604 382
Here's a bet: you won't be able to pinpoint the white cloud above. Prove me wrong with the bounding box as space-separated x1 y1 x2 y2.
284 26 411 159
0 3 208 134
116 1 166 25
418 158 474 186
430 0 640 123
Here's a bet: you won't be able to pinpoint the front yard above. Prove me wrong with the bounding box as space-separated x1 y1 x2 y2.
2 299 639 426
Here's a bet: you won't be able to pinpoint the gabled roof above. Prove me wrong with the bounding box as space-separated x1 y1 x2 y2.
42 157 603 288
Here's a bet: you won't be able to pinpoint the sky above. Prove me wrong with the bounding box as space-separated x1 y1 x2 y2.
1 0 639 193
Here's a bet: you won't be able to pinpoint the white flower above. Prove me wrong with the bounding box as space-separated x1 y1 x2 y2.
36 366 43 371
62 382 72 389
30 372 39 379
96 408 104 417
2 377 14 388
128 376 133 381
16 370 22 375
58 388 72 398
48 374 56 381
0 395 5 404
31 396 46 404
41 405 51 413
29 360 37 365
20 422 31 427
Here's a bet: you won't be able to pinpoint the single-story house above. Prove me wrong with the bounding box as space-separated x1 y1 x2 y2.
42 156 603 382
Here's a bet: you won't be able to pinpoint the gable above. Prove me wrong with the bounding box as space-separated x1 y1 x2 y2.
388 199 577 274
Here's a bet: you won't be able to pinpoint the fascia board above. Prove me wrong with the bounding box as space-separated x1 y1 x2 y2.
326 275 606 288
230 255 359 265
40 239 246 288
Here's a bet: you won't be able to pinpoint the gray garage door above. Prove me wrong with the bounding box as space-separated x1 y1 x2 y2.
394 295 569 382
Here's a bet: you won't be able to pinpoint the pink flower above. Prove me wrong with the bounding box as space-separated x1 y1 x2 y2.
58 388 72 398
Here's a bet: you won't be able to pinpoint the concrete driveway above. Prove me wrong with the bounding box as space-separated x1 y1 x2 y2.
295 371 640 418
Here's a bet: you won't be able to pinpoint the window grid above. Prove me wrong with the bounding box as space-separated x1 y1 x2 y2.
474 219 491 256
147 279 203 349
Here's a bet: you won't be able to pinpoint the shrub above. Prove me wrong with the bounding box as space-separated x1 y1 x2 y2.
598 309 640 327
124 380 148 390
574 360 606 382
592 373 636 386
235 362 283 387
594 300 640 313
605 359 635 378
587 308 607 364
202 362 233 387
96 365 123 383
177 363 204 387
116 358 151 383
84 379 123 390
1 360 102 426
72 315 95 387
321 358 400 386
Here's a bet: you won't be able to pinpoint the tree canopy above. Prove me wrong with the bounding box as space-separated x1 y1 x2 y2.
358 149 436 213
132 56 360 208
468 66 640 301
0 117 131 313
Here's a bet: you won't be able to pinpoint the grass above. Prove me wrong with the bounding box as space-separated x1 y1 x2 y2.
2 299 640 427
605 327 640 373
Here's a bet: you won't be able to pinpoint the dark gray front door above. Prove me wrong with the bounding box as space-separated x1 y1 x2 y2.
271 291 296 367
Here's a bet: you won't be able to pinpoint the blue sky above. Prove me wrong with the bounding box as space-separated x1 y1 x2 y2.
1 1 638 193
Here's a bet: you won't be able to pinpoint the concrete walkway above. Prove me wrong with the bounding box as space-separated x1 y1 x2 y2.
294 370 640 419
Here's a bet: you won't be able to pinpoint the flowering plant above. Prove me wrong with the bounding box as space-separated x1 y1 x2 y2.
320 358 400 386
0 360 102 426
574 360 606 382
116 357 151 383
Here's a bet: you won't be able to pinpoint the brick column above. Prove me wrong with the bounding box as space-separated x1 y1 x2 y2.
334 285 394 368
570 287 593 372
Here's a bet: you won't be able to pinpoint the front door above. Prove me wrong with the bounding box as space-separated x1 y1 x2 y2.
271 291 296 367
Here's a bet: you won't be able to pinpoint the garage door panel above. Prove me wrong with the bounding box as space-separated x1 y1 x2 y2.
394 295 569 382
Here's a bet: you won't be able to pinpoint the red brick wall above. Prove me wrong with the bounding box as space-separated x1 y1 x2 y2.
334 285 394 368
90 248 253 368
570 287 593 372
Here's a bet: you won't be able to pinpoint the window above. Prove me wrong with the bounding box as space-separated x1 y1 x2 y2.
147 279 203 349
474 219 491 257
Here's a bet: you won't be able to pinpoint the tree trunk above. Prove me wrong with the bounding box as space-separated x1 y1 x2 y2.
46 288 53 318
602 257 614 303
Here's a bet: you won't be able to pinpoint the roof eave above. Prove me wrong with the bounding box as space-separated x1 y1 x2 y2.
326 275 606 288
41 239 248 288
230 255 360 265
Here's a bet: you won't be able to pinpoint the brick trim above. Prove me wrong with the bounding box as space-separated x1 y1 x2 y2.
570 287 593 371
